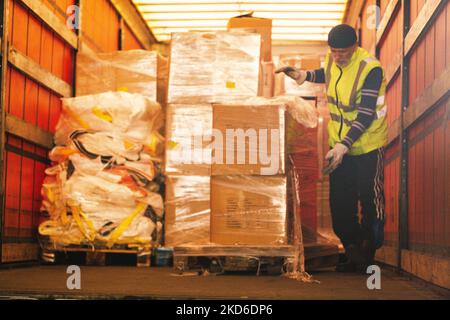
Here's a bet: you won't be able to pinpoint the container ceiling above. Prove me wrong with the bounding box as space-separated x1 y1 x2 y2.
132 0 348 43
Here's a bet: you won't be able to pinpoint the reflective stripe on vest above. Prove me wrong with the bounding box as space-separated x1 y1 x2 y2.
329 105 388 126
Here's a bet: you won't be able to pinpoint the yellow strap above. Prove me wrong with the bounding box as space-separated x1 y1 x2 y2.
38 220 62 236
92 106 113 123
71 205 96 242
106 203 147 248
60 207 69 226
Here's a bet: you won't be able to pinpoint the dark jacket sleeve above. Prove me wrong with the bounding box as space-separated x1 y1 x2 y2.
305 68 325 84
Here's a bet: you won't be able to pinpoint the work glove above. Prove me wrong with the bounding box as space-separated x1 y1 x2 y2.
275 66 307 85
324 143 349 173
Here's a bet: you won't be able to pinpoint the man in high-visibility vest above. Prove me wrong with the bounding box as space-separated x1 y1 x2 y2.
277 24 388 273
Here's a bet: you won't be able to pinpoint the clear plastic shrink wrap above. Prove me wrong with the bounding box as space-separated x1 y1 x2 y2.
168 32 261 104
76 50 168 106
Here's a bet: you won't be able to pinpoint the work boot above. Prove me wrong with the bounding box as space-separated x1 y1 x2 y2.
344 244 365 265
357 240 377 274
336 261 358 273
361 240 376 265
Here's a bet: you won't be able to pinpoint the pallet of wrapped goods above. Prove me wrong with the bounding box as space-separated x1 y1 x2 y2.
171 174 299 275
76 50 168 107
168 31 261 104
39 92 165 258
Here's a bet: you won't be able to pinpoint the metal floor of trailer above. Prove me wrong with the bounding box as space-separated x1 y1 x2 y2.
0 265 448 300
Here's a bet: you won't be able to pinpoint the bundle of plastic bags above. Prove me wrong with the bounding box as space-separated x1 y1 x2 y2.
39 92 165 248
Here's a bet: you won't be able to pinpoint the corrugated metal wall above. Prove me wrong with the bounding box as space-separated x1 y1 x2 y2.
348 0 449 288
0 0 153 263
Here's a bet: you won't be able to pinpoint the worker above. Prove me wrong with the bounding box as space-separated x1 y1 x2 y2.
276 24 388 273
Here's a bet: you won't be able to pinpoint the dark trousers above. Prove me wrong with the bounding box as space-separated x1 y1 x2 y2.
329 148 385 251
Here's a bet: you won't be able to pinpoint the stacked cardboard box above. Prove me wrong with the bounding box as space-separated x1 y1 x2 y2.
275 54 322 97
165 102 290 246
76 50 169 108
165 31 260 247
168 32 261 104
211 104 287 245
227 15 274 98
165 175 211 245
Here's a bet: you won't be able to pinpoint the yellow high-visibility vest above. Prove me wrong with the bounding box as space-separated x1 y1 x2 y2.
324 47 388 155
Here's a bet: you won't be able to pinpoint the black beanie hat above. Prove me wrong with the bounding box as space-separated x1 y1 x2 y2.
328 24 357 48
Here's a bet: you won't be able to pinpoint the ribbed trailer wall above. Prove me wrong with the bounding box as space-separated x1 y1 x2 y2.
0 0 156 263
80 0 120 52
346 0 449 289
0 0 75 262
122 21 145 50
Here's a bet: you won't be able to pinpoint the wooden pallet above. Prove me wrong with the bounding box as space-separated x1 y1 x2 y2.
172 245 299 275
40 240 153 267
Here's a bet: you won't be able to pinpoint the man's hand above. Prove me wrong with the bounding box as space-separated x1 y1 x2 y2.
325 143 349 173
275 66 307 85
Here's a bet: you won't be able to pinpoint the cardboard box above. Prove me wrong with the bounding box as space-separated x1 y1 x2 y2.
165 104 213 176
227 15 272 62
211 175 287 245
165 175 211 246
76 50 168 106
277 55 323 97
212 104 285 176
259 61 275 98
168 32 260 104
278 54 321 71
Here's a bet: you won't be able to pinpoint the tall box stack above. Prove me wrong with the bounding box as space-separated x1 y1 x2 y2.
211 103 288 245
166 31 293 247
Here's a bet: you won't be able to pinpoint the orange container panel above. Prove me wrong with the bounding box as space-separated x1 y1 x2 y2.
2 0 74 248
360 0 377 52
385 73 402 127
380 0 390 18
81 0 120 52
407 99 449 255
3 135 50 242
409 2 449 105
384 140 400 246
379 5 402 82
122 22 144 50
410 0 427 25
